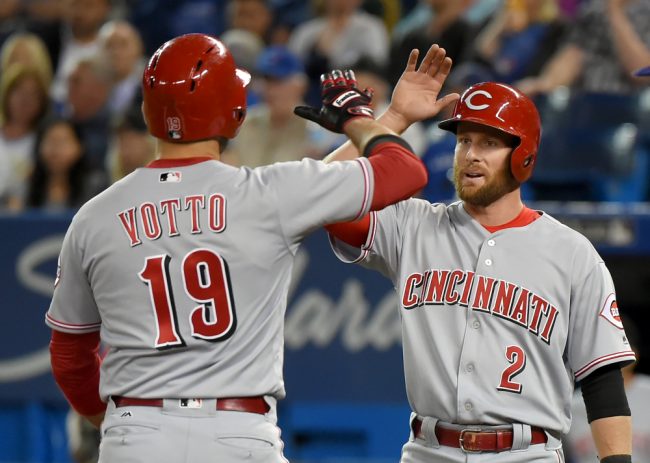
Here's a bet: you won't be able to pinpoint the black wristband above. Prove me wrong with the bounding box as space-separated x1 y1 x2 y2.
362 134 413 157
600 455 632 463
581 363 630 422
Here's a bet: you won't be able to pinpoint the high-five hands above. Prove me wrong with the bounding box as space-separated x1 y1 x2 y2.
384 44 460 132
294 70 374 133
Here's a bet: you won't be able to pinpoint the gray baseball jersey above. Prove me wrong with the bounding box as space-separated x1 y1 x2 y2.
566 373 650 462
46 157 373 402
330 200 635 435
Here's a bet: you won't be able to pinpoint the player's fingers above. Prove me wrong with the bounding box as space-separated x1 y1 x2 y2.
320 72 334 89
405 49 419 73
427 47 447 77
437 93 461 110
417 44 440 73
343 70 357 88
331 70 346 87
438 57 453 79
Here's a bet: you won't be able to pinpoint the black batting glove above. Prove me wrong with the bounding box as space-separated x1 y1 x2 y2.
294 70 374 133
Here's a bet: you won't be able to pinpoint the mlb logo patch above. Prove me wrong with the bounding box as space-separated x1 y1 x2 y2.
160 171 182 183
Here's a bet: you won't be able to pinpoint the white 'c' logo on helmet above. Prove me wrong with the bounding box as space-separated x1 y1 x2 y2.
464 90 492 110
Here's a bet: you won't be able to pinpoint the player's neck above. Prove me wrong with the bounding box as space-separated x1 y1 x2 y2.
463 189 525 227
156 139 221 161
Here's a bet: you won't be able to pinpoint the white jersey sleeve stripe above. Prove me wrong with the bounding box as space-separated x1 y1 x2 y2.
574 350 636 380
352 158 371 221
45 313 102 332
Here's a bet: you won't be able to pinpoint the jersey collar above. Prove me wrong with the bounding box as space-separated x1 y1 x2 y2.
146 156 214 168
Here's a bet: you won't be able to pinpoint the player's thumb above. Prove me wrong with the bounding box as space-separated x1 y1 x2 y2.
294 105 321 123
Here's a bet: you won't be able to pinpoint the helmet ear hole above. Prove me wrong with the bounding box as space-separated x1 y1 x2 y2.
233 107 246 123
523 155 533 167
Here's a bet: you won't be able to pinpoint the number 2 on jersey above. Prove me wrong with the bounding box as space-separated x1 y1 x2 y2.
498 345 526 393
139 248 237 349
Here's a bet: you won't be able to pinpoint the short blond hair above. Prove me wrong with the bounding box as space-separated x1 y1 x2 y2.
0 63 50 127
0 33 53 89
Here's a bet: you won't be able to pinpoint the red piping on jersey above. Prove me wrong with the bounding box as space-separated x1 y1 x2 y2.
46 313 102 331
50 330 106 416
146 156 214 168
482 207 541 233
574 350 636 379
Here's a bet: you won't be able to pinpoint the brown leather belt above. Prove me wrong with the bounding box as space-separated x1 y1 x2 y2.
412 417 547 453
112 396 269 415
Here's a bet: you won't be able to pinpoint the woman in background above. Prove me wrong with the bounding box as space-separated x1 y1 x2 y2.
26 117 107 211
0 64 50 210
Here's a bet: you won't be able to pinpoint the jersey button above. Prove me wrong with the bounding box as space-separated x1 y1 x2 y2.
472 320 480 329
487 239 495 246
485 259 492 266
464 402 473 411
466 363 474 373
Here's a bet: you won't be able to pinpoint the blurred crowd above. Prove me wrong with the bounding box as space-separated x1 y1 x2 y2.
1 0 650 215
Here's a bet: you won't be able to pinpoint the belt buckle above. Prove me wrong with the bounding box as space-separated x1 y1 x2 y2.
458 428 483 453
179 398 203 409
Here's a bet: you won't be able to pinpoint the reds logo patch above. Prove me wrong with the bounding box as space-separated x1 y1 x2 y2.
599 293 623 329
166 117 182 139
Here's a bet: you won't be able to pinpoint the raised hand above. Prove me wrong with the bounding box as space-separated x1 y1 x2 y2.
384 45 460 132
294 70 374 133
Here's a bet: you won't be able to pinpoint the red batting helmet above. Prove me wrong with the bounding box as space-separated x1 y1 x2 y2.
438 82 541 183
142 33 250 142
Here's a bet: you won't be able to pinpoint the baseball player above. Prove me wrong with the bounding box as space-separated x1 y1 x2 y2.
565 316 650 463
320 49 637 462
45 33 442 463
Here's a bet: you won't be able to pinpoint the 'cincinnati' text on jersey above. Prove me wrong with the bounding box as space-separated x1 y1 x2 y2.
402 269 559 344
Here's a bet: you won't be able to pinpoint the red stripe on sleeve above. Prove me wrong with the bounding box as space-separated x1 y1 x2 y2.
50 330 106 416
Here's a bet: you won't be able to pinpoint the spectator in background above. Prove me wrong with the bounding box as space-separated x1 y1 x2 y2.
226 0 274 44
29 0 110 107
222 45 330 167
26 117 108 211
0 32 53 88
388 0 475 86
469 0 568 84
565 316 650 463
220 29 264 73
288 0 388 105
64 57 113 170
0 64 51 210
107 105 155 183
98 20 146 118
516 0 650 95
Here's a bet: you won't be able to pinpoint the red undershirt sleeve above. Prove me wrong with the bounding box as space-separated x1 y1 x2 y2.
365 139 428 211
326 136 427 247
49 330 106 416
